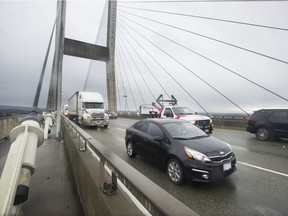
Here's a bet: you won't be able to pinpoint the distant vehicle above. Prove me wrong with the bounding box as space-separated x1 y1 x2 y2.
105 110 117 119
68 91 109 128
139 104 158 118
247 109 288 141
63 104 68 116
152 95 213 134
125 118 236 184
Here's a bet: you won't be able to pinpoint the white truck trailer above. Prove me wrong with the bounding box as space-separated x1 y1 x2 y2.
139 104 158 118
68 91 109 128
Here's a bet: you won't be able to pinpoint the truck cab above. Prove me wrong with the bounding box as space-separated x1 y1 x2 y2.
68 91 109 128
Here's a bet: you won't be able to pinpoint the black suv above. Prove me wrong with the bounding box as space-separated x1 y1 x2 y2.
247 109 288 141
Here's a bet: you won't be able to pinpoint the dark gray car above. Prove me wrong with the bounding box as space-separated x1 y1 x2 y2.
247 109 288 141
125 118 236 185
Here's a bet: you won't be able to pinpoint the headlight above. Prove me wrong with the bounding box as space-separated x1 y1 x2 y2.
190 120 196 125
184 146 211 162
104 113 109 120
83 114 92 120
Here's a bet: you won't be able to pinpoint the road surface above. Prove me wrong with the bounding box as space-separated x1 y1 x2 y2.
84 118 288 216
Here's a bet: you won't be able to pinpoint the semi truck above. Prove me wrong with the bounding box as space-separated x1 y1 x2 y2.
68 91 109 128
152 95 213 134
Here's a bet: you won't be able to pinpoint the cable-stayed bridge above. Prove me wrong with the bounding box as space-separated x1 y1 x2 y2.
0 0 288 215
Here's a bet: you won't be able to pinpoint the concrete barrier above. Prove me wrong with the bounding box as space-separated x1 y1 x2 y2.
117 114 248 131
211 116 248 131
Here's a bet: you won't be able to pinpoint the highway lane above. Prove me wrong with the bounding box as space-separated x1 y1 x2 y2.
84 118 288 216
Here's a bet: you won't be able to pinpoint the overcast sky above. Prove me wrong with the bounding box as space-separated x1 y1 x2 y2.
0 0 288 115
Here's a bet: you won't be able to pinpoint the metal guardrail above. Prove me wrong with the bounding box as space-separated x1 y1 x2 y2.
61 116 198 216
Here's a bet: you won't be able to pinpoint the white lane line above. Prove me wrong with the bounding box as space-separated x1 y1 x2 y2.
116 128 126 132
238 161 288 178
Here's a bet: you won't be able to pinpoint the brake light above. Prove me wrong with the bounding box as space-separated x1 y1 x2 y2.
247 117 253 122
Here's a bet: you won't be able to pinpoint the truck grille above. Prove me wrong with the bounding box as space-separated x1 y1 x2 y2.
91 113 104 120
197 120 210 127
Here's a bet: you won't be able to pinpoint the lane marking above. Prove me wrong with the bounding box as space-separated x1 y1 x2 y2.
238 161 288 178
116 128 126 132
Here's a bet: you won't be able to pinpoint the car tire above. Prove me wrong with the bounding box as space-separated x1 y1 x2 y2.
126 141 136 158
167 159 184 185
256 127 270 141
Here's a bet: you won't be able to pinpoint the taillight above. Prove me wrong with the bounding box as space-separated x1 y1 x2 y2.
247 117 253 122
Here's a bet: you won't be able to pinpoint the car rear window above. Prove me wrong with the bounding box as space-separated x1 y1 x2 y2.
253 111 270 119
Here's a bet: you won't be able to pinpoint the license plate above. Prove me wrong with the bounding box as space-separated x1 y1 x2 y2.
223 162 232 171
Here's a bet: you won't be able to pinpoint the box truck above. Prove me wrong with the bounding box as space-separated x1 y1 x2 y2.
68 91 109 128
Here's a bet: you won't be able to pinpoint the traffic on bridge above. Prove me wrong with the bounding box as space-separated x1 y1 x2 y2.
1 0 288 215
83 118 288 216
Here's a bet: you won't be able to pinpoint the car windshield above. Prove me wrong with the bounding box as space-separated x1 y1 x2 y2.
172 107 194 115
163 122 208 139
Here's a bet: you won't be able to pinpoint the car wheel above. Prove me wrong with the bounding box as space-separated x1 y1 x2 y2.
126 141 136 158
167 159 184 185
256 127 270 141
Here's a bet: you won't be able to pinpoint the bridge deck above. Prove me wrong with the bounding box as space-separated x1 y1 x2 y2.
0 128 85 215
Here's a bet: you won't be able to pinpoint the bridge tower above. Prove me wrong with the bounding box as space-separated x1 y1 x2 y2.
51 0 117 137
106 0 117 112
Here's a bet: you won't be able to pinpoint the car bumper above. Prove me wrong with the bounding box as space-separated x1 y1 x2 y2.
246 126 256 133
183 157 237 182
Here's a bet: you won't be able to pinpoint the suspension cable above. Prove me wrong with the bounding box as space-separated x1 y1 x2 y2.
117 25 171 100
118 19 210 115
33 5 60 109
116 44 138 110
118 9 288 65
119 13 288 103
118 16 250 115
118 0 288 3
116 37 146 104
118 6 288 32
117 28 157 101
115 52 124 110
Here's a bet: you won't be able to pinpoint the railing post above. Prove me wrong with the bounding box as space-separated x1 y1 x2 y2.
0 111 44 215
